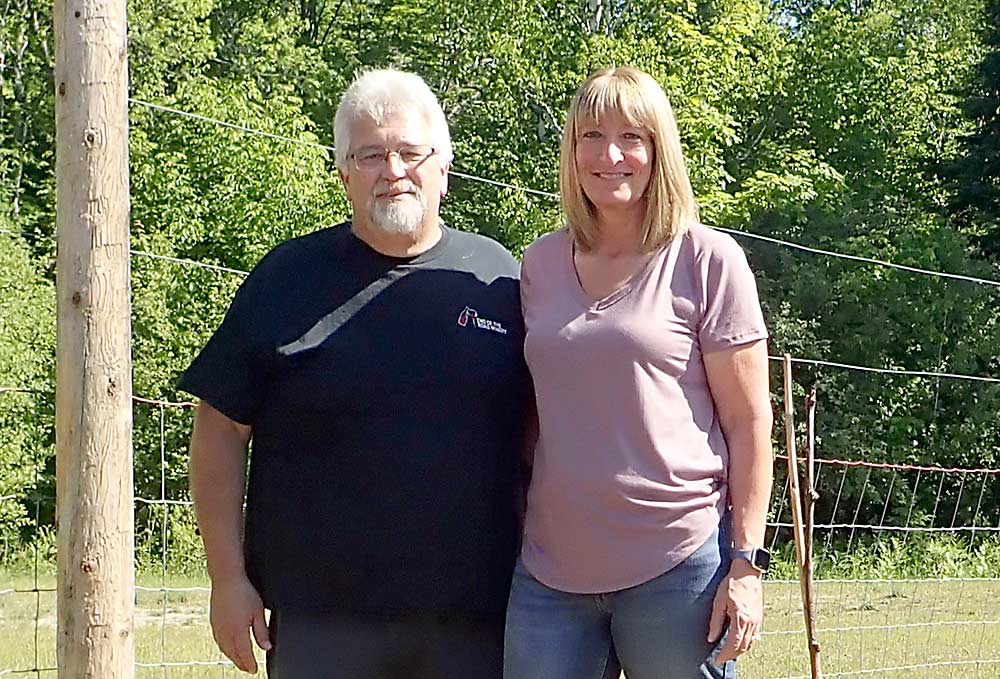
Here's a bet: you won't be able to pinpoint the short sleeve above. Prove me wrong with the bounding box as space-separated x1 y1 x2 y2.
697 236 769 353
177 273 274 425
519 249 534 311
519 228 566 316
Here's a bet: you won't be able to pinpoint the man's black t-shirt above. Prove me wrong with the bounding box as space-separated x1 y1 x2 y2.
179 223 531 621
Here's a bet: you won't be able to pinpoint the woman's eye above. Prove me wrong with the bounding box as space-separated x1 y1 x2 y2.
581 130 602 139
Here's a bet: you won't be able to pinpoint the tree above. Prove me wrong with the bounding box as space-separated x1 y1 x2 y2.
0 222 54 559
936 0 1000 258
0 0 56 252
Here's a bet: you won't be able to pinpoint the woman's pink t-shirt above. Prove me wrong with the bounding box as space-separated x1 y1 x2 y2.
520 224 768 593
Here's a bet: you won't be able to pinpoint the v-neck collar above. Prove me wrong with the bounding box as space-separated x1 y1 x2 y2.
567 233 669 311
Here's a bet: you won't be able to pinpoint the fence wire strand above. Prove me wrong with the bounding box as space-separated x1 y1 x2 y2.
125 98 1000 290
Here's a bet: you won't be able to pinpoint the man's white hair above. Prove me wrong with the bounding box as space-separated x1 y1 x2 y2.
334 69 453 170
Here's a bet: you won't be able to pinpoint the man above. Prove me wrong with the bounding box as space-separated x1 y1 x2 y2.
180 69 531 678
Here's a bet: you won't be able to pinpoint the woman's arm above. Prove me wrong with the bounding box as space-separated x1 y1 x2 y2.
703 338 774 664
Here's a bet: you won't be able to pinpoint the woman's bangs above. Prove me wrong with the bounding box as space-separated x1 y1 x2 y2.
573 75 652 132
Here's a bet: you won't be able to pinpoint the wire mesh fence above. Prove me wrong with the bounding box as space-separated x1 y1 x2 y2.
4 42 1000 675
757 455 1000 679
3 388 1000 678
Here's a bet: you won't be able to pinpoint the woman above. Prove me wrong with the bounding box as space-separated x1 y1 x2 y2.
505 67 773 679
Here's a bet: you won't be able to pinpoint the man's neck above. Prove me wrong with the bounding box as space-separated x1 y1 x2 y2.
351 218 443 258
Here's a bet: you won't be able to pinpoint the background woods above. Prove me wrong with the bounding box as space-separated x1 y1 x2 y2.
1 0 999 569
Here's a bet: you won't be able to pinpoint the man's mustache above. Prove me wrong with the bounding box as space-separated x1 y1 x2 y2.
375 181 419 197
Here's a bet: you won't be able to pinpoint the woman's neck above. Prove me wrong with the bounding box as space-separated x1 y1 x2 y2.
591 206 645 256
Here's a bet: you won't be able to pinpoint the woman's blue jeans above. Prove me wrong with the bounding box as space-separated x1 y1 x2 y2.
503 527 735 679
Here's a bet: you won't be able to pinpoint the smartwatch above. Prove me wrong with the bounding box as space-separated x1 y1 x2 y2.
730 546 771 574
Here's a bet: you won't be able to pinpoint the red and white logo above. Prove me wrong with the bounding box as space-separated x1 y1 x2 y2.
457 306 507 334
457 306 477 327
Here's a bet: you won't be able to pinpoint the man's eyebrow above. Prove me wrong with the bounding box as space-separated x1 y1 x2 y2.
356 141 426 150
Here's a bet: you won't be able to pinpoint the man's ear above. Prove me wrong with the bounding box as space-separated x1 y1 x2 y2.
440 163 449 198
339 168 351 197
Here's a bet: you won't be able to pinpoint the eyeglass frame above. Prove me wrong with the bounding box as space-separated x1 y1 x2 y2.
348 145 439 172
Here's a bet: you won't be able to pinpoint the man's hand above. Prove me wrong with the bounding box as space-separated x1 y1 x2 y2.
210 575 271 673
707 559 764 664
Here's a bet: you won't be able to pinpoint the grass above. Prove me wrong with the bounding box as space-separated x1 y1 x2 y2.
742 578 1000 678
3 571 1000 678
0 570 231 678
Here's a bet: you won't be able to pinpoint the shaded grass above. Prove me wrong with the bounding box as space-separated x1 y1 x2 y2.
3 572 1000 678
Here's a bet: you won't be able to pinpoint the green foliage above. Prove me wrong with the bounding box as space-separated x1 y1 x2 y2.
935 0 1000 258
0 0 56 248
809 533 1000 579
0 223 54 559
135 504 210 576
766 533 1000 579
0 0 999 566
727 0 1000 530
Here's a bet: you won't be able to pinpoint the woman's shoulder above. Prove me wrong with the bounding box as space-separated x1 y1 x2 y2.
680 222 748 263
523 226 571 264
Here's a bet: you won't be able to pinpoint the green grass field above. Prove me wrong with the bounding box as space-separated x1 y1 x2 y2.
2 573 999 678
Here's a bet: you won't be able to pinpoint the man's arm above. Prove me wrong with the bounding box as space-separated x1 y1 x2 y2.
516 395 539 529
703 339 774 664
189 401 271 674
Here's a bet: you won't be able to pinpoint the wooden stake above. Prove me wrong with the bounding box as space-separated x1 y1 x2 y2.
54 0 134 676
804 387 817 564
804 387 822 679
783 356 822 679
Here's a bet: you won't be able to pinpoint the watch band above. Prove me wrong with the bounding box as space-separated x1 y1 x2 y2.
730 546 771 574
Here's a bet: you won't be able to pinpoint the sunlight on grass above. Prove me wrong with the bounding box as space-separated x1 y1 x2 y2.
3 572 999 678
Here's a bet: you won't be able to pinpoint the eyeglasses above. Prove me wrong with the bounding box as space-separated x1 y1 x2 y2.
349 145 437 172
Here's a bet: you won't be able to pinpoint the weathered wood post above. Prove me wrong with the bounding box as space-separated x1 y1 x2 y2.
803 386 822 679
783 355 822 679
53 0 134 675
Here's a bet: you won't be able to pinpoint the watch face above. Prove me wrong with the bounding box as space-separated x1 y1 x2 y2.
753 549 771 572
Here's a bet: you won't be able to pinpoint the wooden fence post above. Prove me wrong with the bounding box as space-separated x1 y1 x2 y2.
54 0 134 675
804 386 822 678
783 355 822 679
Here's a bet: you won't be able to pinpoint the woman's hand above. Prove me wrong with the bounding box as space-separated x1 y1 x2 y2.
707 558 764 664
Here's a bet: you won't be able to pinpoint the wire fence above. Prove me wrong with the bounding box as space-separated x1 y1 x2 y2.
2 59 1000 679
3 384 1000 678
0 391 236 678
126 96 1000 291
760 450 1000 679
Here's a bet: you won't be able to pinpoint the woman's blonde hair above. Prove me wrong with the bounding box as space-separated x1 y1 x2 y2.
559 67 698 252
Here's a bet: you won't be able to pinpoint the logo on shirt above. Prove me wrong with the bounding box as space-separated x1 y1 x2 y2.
457 306 508 335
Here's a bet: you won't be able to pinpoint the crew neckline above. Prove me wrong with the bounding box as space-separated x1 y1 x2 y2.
348 221 452 264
